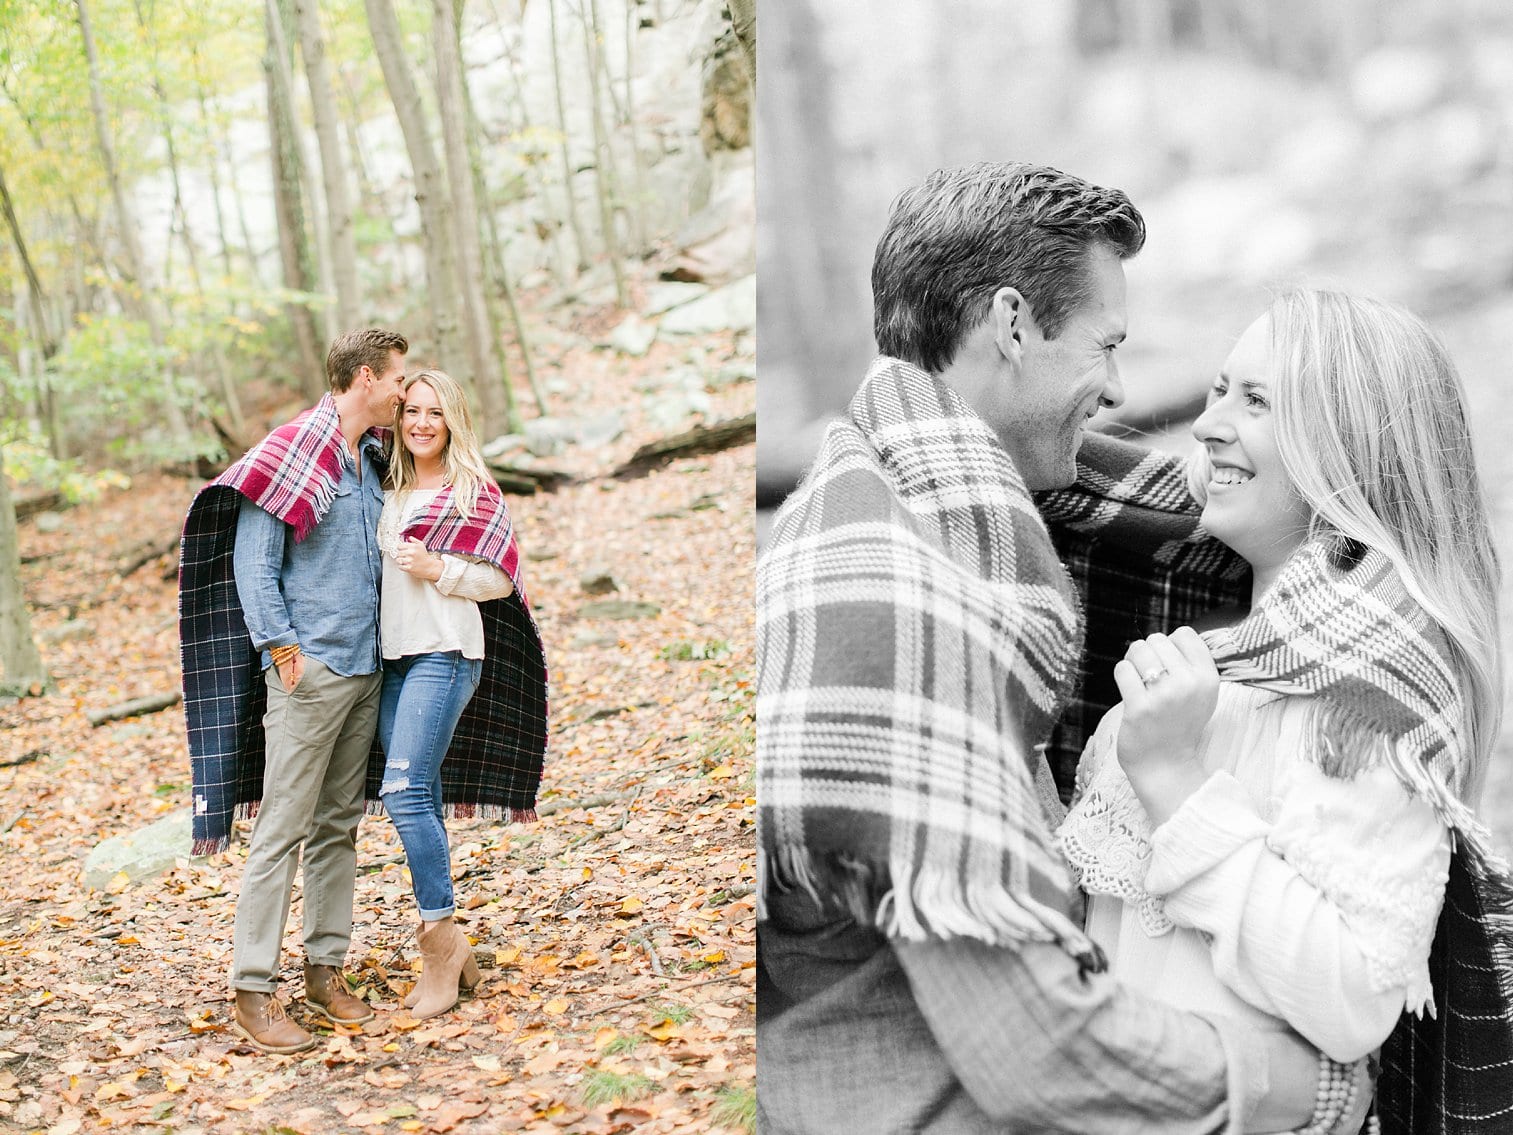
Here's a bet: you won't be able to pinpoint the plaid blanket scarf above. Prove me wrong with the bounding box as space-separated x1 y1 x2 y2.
1039 433 1513 1135
363 483 548 823
757 356 1096 963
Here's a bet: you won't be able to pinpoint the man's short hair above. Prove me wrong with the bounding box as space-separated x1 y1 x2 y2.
325 328 409 393
872 162 1145 373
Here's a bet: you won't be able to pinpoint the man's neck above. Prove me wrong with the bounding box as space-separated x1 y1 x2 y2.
328 389 372 454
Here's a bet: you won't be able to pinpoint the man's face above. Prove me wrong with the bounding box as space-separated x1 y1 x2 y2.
366 350 407 423
999 245 1128 490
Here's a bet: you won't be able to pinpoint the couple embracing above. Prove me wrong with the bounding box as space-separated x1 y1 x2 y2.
178 329 548 1054
757 164 1513 1133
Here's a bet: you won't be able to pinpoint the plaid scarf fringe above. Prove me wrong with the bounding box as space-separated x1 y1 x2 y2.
758 356 1090 958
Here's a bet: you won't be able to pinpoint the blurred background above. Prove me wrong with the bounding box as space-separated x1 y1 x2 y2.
755 0 1513 850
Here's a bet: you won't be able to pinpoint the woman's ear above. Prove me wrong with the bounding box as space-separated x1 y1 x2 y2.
992 287 1026 369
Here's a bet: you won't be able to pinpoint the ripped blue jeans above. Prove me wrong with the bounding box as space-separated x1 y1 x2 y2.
377 651 483 920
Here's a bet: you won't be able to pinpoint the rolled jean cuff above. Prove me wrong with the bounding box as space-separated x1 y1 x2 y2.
418 903 457 922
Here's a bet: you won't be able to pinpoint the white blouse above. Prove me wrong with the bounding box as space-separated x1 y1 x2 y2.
1056 683 1450 1065
378 489 514 661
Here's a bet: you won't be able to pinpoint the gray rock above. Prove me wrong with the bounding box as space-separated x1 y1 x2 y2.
571 628 620 649
643 282 710 316
34 512 64 534
524 416 577 458
711 360 756 388
577 410 625 450
83 809 193 890
658 274 755 336
608 315 657 357
481 433 526 460
577 599 661 620
579 569 622 595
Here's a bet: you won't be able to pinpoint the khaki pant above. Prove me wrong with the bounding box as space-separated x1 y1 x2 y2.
231 657 382 991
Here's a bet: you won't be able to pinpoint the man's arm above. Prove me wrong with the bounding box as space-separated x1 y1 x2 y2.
232 496 298 655
895 936 1317 1134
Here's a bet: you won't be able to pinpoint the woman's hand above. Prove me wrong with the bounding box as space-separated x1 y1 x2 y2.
393 536 444 582
1113 626 1218 825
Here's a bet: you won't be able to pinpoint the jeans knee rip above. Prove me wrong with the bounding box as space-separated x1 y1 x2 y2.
381 760 411 797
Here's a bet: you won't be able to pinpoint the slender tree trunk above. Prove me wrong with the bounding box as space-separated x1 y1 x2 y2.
581 0 628 306
265 0 326 398
134 0 242 433
75 0 193 446
0 163 64 457
460 53 544 416
620 0 648 251
432 0 510 434
547 0 590 273
267 0 337 345
294 0 362 331
0 443 49 696
366 0 466 383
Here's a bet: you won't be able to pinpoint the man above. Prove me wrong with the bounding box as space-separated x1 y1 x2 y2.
756 164 1317 1132
179 328 407 1053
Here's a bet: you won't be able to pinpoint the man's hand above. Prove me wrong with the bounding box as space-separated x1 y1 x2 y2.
394 537 444 582
1113 626 1217 825
277 651 305 693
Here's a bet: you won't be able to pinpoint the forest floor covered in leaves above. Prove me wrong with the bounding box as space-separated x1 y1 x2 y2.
0 327 756 1134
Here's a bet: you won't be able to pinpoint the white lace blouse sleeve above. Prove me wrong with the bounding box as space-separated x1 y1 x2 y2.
1144 741 1450 1064
434 554 515 602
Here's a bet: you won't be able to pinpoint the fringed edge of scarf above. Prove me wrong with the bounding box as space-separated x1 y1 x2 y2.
190 800 263 856
758 844 1107 975
363 800 539 824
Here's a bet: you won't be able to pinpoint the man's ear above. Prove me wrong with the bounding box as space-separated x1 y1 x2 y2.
991 287 1027 368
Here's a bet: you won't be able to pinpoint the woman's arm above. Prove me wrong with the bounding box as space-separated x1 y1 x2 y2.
1142 761 1448 1063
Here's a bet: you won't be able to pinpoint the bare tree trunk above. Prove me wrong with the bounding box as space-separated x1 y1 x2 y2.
460 48 545 417
294 0 362 331
432 0 510 434
581 0 628 306
267 0 337 345
366 0 466 383
0 162 64 458
75 0 193 446
620 0 648 252
135 0 243 433
547 0 590 273
0 443 49 697
265 0 326 399
191 60 238 285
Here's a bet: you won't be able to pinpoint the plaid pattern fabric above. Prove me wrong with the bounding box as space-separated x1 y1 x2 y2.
1037 432 1513 1133
1035 433 1249 794
757 357 1097 962
216 394 346 543
362 482 548 820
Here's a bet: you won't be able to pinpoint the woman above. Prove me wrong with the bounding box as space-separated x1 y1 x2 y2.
1056 288 1507 1133
378 368 523 1019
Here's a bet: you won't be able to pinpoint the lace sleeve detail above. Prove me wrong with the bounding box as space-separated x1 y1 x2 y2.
1056 709 1174 937
1267 760 1448 1011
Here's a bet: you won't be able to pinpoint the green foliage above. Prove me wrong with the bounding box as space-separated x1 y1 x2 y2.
1 420 129 503
48 314 221 466
659 638 732 662
649 1000 695 1025
712 1084 757 1133
602 1033 641 1056
580 1068 654 1108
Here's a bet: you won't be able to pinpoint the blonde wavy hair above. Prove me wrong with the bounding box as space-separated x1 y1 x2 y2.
1189 287 1502 802
387 369 494 520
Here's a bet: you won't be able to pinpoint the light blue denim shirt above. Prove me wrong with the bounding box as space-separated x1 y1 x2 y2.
232 437 386 677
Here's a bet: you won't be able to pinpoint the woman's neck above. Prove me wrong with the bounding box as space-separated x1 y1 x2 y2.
411 457 447 490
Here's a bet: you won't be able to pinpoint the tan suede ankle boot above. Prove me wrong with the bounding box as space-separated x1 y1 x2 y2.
408 918 482 1019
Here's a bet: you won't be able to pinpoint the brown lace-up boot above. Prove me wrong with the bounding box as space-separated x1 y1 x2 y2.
232 991 316 1054
303 962 375 1024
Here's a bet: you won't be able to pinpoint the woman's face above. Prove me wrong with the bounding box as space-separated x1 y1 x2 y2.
401 380 449 464
1191 314 1312 582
